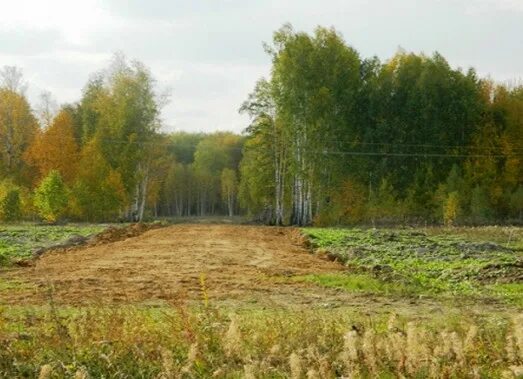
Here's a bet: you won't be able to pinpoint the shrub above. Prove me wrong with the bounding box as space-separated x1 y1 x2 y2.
34 170 69 223
315 179 367 225
509 185 523 220
0 180 22 221
443 191 460 226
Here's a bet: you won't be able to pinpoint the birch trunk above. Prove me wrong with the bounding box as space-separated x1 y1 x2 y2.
138 171 148 222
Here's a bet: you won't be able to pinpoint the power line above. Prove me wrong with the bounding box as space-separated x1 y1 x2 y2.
306 136 523 151
37 135 523 158
313 150 518 159
36 133 523 152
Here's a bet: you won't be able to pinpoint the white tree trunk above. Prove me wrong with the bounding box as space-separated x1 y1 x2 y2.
138 171 149 222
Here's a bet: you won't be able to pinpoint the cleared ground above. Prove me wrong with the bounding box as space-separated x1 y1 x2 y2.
1 224 519 316
2 224 346 307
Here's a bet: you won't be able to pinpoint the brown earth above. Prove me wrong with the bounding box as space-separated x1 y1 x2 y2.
0 224 510 314
2 224 345 307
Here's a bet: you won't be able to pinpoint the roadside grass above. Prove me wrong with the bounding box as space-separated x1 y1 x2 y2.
301 227 523 305
297 273 413 296
1 302 522 378
0 223 107 266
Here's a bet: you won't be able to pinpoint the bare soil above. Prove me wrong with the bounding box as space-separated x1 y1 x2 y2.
0 224 511 313
1 225 334 305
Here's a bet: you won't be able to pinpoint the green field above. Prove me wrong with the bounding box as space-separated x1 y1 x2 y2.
301 227 523 306
0 224 106 265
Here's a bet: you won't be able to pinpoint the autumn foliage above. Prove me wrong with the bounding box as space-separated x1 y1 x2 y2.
0 37 521 224
24 109 79 184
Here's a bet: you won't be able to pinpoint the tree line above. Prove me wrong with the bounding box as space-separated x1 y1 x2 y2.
0 55 243 223
239 24 522 226
0 25 522 225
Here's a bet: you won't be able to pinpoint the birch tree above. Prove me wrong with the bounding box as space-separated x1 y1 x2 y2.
0 88 38 184
240 79 287 224
221 168 238 217
241 24 361 225
82 54 163 221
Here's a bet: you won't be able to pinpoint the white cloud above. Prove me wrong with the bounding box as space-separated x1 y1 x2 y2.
0 0 118 46
0 0 521 133
468 0 523 13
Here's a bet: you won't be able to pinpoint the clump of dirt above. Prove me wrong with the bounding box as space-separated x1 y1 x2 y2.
289 228 312 249
89 223 162 246
477 260 523 284
451 241 514 254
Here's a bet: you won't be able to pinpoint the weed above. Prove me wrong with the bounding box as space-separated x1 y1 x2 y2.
0 304 520 378
302 227 523 303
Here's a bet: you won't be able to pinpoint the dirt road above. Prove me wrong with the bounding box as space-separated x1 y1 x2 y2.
2 224 359 307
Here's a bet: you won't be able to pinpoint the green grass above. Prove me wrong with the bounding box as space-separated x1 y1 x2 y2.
0 223 107 266
297 273 413 295
302 227 523 304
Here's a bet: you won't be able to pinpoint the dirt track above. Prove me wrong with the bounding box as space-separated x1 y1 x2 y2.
2 224 360 307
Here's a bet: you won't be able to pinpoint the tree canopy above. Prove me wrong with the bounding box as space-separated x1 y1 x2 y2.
0 28 521 225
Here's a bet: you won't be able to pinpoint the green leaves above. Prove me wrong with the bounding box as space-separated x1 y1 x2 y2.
34 170 69 223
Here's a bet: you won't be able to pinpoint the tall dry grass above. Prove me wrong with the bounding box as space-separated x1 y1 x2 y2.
1 301 522 378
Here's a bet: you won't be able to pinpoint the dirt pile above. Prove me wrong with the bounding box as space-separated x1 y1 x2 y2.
478 260 523 283
14 223 163 268
89 223 162 245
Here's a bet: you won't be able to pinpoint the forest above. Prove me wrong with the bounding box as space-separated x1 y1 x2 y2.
0 25 522 225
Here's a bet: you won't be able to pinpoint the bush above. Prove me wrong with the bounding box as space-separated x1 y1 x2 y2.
0 180 22 221
0 189 21 221
315 179 367 225
443 191 460 226
509 186 523 220
34 170 69 223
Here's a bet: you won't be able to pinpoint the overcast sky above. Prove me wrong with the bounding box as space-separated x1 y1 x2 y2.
1 0 522 133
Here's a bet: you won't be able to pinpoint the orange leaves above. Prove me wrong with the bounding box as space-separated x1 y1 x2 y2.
24 110 79 184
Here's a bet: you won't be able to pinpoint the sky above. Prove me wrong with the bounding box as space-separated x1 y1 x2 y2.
0 0 522 133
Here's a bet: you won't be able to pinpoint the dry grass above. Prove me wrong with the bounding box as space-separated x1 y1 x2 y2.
1 301 522 378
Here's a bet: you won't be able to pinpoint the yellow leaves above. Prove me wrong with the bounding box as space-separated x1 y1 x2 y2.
23 109 79 185
316 179 367 225
443 192 460 226
70 136 127 221
337 179 367 223
0 88 38 178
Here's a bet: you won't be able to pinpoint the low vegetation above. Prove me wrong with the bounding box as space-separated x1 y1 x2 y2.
1 301 522 378
0 223 105 265
302 227 523 305
0 224 522 377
